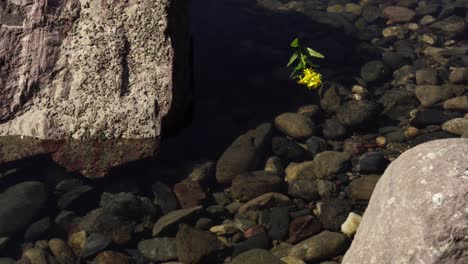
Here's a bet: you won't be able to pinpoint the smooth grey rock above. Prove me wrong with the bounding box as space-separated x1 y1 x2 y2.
415 84 463 107
343 139 468 264
24 217 51 242
312 151 351 180
272 136 306 162
348 175 381 201
152 181 179 214
318 198 351 231
428 15 466 38
0 182 47 237
216 123 273 184
360 61 390 82
138 237 177 262
443 96 468 111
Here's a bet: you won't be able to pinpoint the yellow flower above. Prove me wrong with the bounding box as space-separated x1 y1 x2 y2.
297 68 322 89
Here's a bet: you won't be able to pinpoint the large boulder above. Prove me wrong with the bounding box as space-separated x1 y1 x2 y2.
0 0 190 177
343 139 468 264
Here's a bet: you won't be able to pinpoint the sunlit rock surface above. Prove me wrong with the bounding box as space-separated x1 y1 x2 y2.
343 139 468 264
0 0 190 177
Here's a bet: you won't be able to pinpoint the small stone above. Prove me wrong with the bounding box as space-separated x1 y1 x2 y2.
428 15 466 38
341 212 362 237
415 84 461 107
449 67 468 84
297 105 320 118
382 52 408 70
231 171 282 201
382 26 406 39
305 137 328 158
22 248 52 264
327 4 344 13
138 237 177 262
152 206 202 236
421 34 437 45
312 151 351 180
174 180 206 209
393 65 415 85
288 180 319 201
0 258 15 264
195 218 214 230
209 224 238 236
420 15 436 26
360 61 390 83
79 209 134 245
239 193 291 215
58 185 95 210
344 3 362 16
349 175 381 200
442 118 468 135
322 119 347 139
272 137 306 162
320 85 341 113
93 251 131 264
410 109 451 128
232 233 271 257
356 152 389 174
187 161 216 183
0 182 47 237
270 242 293 258
68 230 86 255
405 126 421 139
100 192 154 218
212 192 231 206
318 198 351 231
244 225 266 239
444 96 468 111
152 181 179 214
336 100 381 127
274 113 315 140
49 238 78 264
216 123 273 184
265 156 285 176
81 233 111 258
405 23 419 31
343 139 366 156
281 256 306 264
383 6 416 23
226 201 243 215
24 217 51 242
317 180 336 199
262 207 290 241
415 69 438 85
231 249 283 264
376 137 387 147
362 5 382 23
288 215 322 244
289 231 349 262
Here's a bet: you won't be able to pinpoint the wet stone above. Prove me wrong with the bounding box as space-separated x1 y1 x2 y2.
288 179 319 201
318 198 352 231
231 171 282 202
138 237 177 262
274 113 315 141
81 233 112 258
305 137 328 159
176 224 224 264
231 249 283 264
289 231 349 263
288 215 322 244
232 231 271 257
174 180 207 209
260 207 290 241
0 182 47 237
272 136 307 162
152 181 179 214
349 175 381 201
355 152 389 174
24 217 51 242
152 206 202 237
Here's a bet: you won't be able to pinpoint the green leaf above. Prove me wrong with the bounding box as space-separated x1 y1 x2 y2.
307 47 325 59
287 53 299 67
290 38 300 48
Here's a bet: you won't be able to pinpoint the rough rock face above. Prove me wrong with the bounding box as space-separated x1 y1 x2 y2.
342 139 468 264
0 0 190 177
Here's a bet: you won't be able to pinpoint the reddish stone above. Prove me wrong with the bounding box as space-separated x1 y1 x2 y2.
244 225 266 239
174 180 207 209
288 215 322 244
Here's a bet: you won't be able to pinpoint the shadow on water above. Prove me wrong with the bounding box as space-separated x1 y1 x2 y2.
158 0 365 162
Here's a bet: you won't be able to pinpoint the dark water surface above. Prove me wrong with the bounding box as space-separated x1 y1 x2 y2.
159 0 362 162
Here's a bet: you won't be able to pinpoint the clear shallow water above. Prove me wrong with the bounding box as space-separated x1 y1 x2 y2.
159 0 363 162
